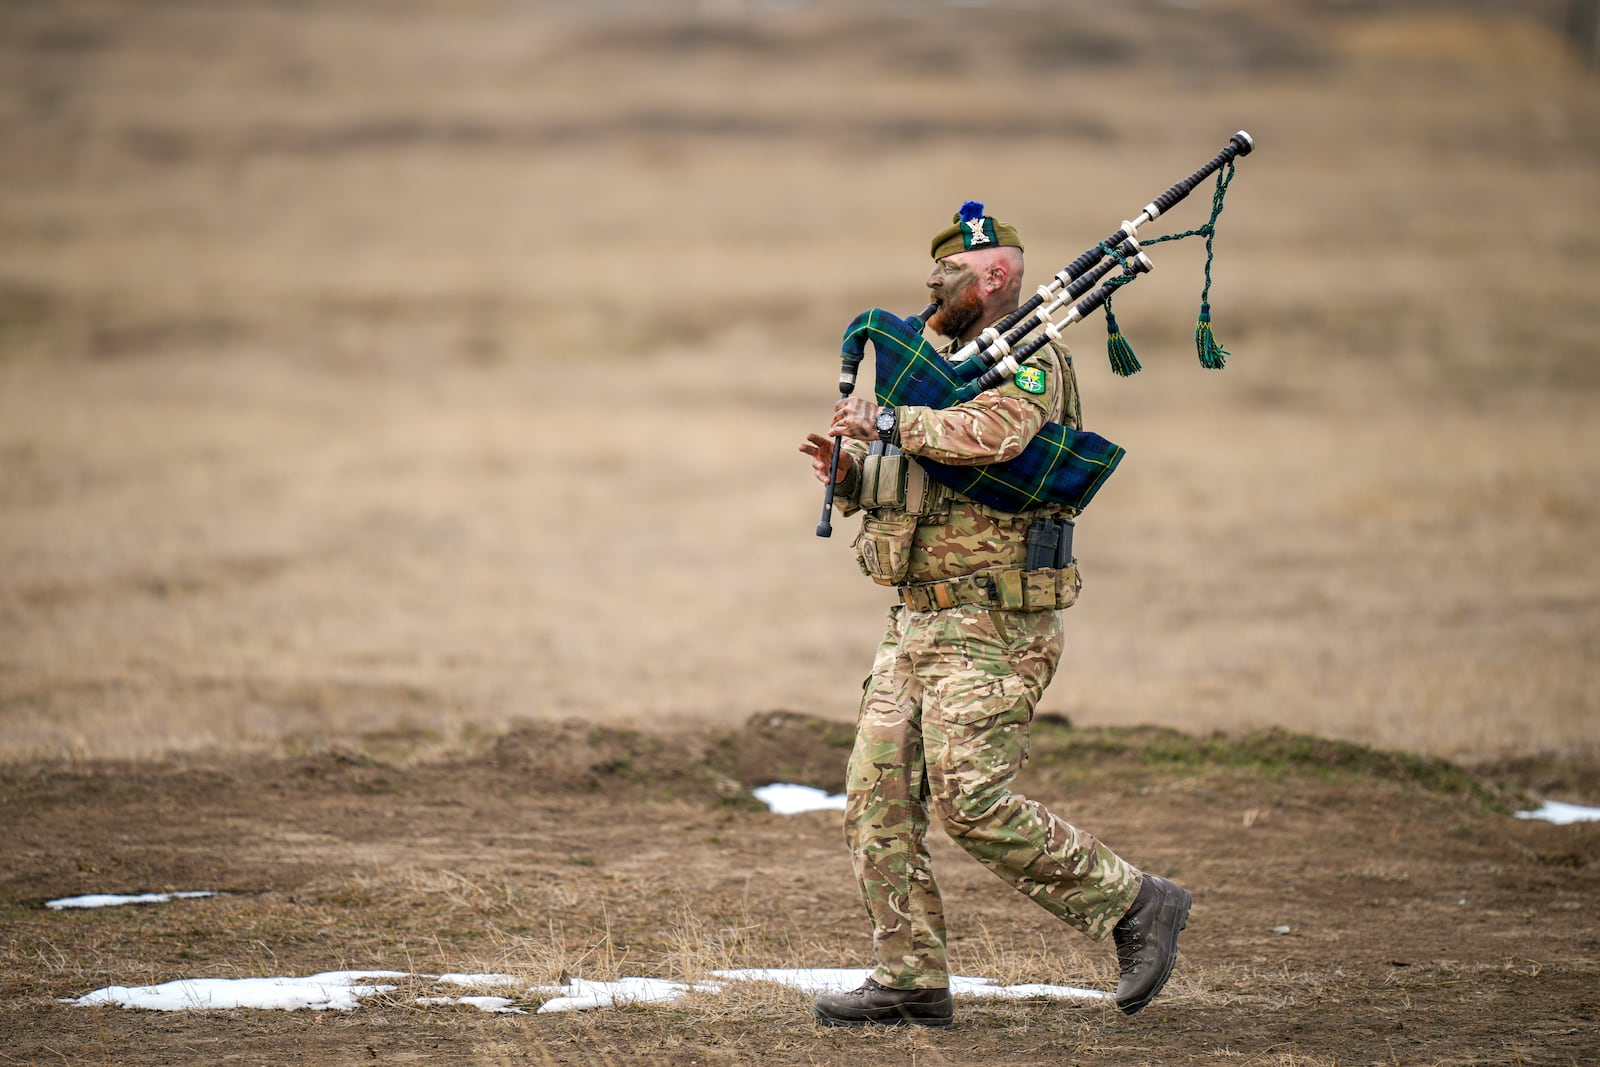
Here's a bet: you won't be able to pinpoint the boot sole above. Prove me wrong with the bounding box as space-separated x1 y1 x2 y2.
1118 886 1192 1016
812 1006 954 1029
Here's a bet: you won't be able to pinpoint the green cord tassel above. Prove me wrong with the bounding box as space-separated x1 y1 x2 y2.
1105 306 1141 377
1195 302 1229 369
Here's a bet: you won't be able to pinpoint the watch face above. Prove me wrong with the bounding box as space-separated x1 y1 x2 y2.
875 410 895 432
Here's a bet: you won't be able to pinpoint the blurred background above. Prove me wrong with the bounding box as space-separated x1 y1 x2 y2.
1 0 1596 772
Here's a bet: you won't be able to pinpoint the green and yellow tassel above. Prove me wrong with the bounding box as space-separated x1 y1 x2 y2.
1194 301 1229 369
1105 306 1141 377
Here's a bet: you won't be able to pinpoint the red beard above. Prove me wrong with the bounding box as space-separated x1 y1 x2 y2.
926 284 985 341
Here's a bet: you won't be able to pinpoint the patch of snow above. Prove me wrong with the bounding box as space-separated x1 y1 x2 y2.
67 971 406 1012
953 978 1111 1001
752 783 847 815
712 967 869 994
67 966 1113 1015
714 967 1110 1002
533 976 722 1014
435 973 523 988
46 891 218 910
416 995 525 1014
1515 800 1600 825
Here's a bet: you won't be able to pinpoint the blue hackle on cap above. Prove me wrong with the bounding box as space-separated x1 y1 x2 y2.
957 200 985 222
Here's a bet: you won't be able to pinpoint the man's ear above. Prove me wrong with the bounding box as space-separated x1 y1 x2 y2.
983 263 1008 295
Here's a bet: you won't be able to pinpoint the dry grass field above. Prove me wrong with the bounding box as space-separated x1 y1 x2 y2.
2 0 1597 766
2 1 1599 1064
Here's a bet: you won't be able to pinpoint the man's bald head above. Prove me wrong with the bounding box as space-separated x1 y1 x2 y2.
960 245 1025 304
925 245 1025 343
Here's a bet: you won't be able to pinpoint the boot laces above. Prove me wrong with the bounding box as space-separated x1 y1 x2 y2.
1116 915 1145 971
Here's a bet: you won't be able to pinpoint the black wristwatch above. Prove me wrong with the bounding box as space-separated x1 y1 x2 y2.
874 406 898 443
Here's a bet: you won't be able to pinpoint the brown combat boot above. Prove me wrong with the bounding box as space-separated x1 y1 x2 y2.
812 978 954 1028
1112 874 1192 1015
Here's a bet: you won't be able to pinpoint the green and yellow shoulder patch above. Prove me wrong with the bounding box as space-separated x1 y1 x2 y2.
1014 365 1047 395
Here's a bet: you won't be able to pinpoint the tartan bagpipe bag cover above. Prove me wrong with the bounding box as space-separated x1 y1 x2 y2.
840 308 1124 514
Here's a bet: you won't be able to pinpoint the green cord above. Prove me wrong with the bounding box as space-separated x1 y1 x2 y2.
1142 161 1236 369
1097 240 1142 376
1104 302 1141 377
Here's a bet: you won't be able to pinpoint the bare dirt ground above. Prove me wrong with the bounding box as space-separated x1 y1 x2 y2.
4 718 1600 1066
3 1 1599 1064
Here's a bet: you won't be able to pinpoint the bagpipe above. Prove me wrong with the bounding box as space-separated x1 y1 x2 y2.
816 131 1254 537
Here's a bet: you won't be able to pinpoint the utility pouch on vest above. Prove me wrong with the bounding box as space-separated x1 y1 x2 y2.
904 457 936 514
1023 568 1061 610
1025 519 1059 570
854 510 918 586
1025 517 1076 570
859 447 942 517
993 568 1062 610
858 445 906 511
1055 518 1075 568
1050 563 1083 610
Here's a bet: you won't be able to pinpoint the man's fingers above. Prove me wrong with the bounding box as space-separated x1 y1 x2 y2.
802 434 840 485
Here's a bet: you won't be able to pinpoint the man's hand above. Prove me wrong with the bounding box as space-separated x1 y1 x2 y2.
799 433 853 485
828 396 882 442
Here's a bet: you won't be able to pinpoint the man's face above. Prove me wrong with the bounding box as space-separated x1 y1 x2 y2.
925 254 985 340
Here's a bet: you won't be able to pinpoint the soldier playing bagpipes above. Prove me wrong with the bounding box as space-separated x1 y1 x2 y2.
799 133 1251 1027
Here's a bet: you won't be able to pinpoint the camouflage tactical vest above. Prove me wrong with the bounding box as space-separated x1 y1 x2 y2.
853 338 1082 587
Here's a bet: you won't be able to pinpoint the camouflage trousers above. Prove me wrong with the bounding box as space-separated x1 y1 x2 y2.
845 603 1142 990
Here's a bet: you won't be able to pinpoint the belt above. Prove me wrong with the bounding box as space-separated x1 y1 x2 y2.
898 565 1078 613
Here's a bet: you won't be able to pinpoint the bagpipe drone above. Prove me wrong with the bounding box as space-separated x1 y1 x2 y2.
816 131 1254 538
